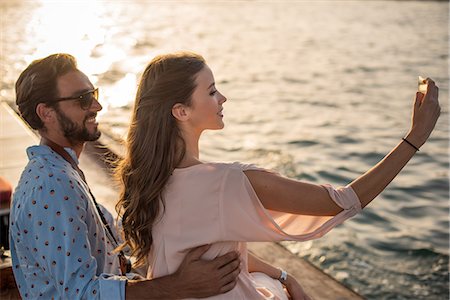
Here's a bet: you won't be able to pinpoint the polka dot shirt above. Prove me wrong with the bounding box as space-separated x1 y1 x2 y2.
9 145 126 299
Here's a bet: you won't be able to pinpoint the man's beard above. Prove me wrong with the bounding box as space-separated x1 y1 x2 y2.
54 107 101 145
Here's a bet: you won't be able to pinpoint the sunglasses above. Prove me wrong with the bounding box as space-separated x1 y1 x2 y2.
54 88 99 110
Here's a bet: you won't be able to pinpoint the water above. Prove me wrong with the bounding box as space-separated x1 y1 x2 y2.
1 1 448 298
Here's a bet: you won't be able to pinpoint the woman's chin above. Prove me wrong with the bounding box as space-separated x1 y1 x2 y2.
210 123 225 130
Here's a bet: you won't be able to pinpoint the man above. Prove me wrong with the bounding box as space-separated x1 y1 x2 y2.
9 53 241 299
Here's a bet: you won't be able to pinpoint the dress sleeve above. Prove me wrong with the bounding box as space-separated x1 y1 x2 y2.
17 175 126 299
219 163 362 242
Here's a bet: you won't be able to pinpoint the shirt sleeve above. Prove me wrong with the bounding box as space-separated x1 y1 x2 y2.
219 163 362 242
18 174 126 299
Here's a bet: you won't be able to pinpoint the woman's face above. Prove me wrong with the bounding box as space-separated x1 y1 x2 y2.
187 65 227 131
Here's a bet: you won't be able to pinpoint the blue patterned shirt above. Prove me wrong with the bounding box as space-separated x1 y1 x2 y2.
9 145 126 299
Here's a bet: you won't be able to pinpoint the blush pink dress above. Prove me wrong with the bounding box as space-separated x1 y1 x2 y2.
147 162 362 299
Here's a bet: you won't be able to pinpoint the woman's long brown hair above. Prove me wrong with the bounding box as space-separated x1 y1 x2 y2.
115 52 206 267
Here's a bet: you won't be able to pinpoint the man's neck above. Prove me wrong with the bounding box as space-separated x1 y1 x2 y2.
39 132 84 158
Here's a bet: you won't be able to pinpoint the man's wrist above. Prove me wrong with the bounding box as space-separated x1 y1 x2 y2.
126 274 183 299
164 272 183 299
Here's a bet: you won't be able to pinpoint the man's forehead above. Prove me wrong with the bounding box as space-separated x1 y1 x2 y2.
57 70 93 97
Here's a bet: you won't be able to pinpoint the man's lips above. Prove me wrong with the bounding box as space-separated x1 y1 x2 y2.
85 114 97 124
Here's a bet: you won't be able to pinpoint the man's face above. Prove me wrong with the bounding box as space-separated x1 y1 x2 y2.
54 70 102 145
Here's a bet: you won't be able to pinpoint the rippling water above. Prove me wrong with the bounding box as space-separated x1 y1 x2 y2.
1 1 448 299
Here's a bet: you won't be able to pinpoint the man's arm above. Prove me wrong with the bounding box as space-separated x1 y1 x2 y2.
126 245 240 299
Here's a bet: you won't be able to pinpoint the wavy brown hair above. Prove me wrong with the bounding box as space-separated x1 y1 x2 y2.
16 53 77 130
115 52 206 267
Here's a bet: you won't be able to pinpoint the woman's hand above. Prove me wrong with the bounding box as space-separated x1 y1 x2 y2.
284 274 312 300
406 78 440 149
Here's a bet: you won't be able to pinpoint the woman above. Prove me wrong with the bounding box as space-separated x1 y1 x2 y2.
115 52 440 299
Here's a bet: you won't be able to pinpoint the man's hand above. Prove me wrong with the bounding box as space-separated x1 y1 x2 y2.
125 245 240 299
172 245 241 298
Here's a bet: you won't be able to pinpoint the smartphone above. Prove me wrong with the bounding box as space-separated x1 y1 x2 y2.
418 76 427 93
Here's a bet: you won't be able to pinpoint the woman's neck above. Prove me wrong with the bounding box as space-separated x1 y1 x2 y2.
178 129 202 168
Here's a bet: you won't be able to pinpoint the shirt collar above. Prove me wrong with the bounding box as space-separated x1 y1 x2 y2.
27 145 80 165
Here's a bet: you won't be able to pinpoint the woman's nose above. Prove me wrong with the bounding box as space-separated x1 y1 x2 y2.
220 92 227 104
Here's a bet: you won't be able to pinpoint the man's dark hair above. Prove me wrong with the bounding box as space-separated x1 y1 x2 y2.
15 53 78 130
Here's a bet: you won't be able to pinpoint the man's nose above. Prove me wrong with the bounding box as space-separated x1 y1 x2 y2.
91 98 102 112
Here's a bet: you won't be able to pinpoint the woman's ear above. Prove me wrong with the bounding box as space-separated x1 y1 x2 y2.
36 103 56 125
172 103 189 121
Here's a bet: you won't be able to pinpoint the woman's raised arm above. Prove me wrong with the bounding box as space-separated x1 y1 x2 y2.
245 78 440 216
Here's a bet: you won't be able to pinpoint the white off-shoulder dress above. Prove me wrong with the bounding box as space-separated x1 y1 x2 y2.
147 162 362 299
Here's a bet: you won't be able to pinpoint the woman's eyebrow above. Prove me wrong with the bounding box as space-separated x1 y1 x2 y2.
207 82 215 89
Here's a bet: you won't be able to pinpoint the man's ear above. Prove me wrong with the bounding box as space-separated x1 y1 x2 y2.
36 103 56 125
172 103 189 121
